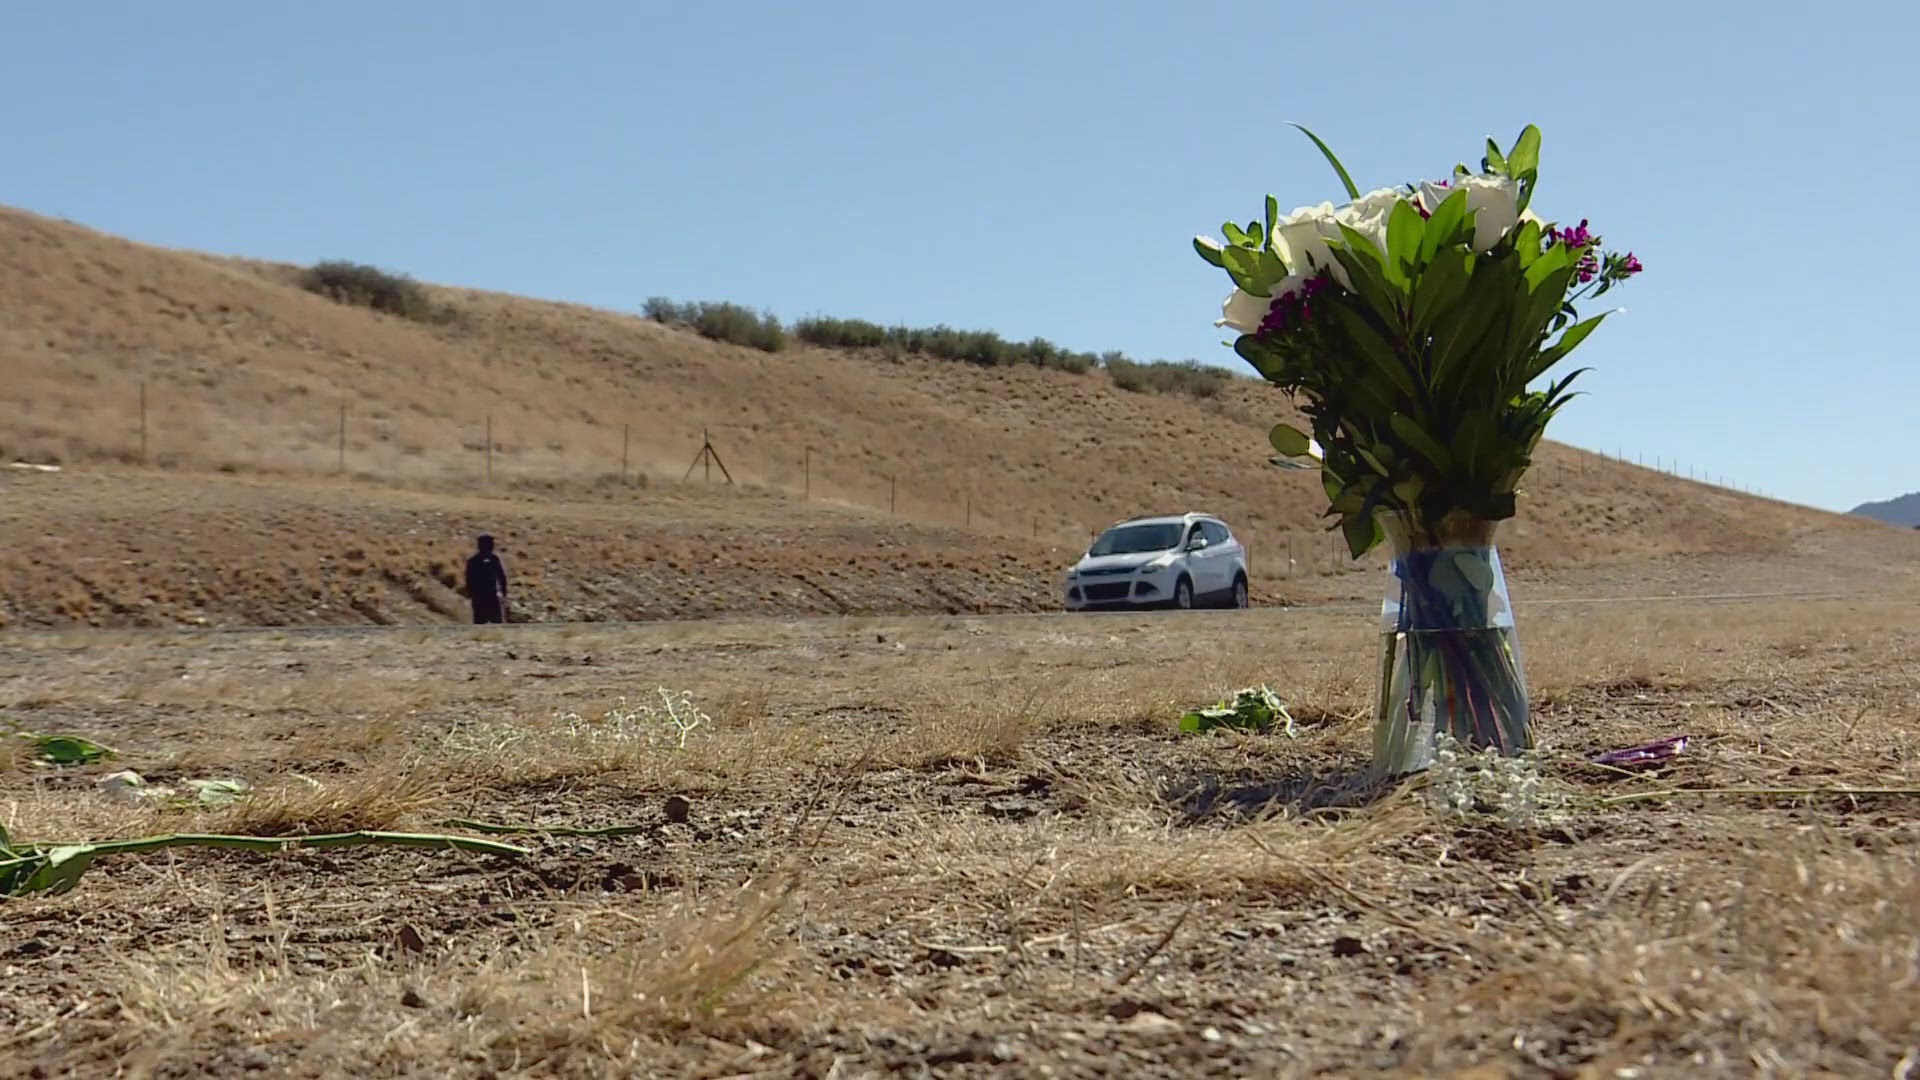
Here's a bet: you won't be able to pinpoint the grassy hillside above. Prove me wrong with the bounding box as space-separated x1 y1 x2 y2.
2 204 1909 626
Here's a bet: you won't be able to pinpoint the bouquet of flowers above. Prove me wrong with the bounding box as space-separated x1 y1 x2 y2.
1195 125 1642 772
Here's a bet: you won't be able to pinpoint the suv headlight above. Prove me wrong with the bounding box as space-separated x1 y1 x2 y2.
1141 554 1176 573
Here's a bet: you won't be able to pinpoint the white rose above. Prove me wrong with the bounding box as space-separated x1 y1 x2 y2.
1267 202 1338 278
1217 288 1273 334
1418 176 1526 251
1319 187 1405 276
1456 174 1521 252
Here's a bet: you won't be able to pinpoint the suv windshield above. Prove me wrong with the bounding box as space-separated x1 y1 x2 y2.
1089 523 1183 556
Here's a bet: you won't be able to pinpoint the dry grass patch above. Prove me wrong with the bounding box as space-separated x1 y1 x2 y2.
435 691 833 791
1403 842 1920 1075
481 878 811 1070
204 766 446 836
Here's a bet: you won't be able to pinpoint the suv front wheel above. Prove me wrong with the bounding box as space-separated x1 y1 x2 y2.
1172 576 1194 610
1230 574 1249 609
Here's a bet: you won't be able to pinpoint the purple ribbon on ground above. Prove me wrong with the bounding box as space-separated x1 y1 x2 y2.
1592 734 1690 769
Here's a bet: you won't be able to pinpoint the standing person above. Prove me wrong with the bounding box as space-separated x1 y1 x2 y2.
465 534 509 624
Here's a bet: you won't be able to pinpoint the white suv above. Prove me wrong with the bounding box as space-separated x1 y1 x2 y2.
1063 513 1249 611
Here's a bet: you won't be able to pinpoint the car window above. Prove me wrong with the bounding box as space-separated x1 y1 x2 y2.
1202 521 1231 546
1185 524 1205 546
1089 523 1183 555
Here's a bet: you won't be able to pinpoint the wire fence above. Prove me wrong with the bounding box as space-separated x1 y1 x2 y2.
59 380 1790 580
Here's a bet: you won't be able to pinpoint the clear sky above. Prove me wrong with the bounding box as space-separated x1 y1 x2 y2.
4 1 1913 512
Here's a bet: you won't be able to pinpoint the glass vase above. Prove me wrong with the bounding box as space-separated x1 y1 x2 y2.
1371 511 1531 777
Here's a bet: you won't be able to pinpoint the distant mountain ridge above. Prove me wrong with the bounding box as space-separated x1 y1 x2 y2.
1851 491 1920 528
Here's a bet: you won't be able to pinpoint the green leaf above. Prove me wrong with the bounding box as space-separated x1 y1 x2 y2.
1265 195 1280 252
1454 550 1494 592
24 845 96 896
1484 138 1508 175
1177 685 1295 736
1234 334 1288 382
1329 224 1409 317
1385 198 1426 285
1353 444 1392 476
1193 236 1226 268
1342 511 1382 559
1508 219 1545 269
1290 123 1362 200
1409 245 1475 336
1268 423 1313 457
1390 413 1454 472
1508 126 1541 173
1220 245 1284 297
27 733 114 766
1445 409 1486 479
1526 314 1608 382
1326 304 1419 402
1418 188 1471 263
1222 222 1252 247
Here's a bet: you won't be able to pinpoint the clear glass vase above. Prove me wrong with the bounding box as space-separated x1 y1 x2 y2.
1372 511 1531 777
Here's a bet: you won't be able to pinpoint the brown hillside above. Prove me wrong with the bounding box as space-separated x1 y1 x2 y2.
2 204 1911 626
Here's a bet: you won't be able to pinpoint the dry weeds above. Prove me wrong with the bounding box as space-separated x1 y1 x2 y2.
0 579 1916 1077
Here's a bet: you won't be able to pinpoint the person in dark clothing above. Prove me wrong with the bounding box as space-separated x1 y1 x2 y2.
465 534 509 624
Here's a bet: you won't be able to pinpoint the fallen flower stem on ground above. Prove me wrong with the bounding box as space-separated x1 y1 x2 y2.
70 831 532 856
442 818 656 837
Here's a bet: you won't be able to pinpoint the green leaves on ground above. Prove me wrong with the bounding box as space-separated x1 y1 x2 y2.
2 718 114 766
1179 685 1297 737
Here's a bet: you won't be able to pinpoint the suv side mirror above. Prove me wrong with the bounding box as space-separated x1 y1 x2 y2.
1186 535 1208 551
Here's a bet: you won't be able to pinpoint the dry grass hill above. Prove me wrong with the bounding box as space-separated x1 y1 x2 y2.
2 204 1912 627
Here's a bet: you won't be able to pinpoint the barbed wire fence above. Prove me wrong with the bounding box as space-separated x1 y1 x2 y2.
77 380 1792 581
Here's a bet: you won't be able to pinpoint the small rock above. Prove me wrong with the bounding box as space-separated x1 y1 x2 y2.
983 796 1036 820
1331 935 1369 958
1121 1011 1182 1037
663 795 691 824
397 925 425 954
399 988 428 1009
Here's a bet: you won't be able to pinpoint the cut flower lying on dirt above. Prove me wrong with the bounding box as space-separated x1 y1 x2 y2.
1197 124 1643 774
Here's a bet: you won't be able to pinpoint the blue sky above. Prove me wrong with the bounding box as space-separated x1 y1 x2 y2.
4 1 1913 512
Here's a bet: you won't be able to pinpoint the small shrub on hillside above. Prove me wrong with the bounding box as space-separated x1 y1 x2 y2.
644 298 787 352
795 316 888 349
301 261 436 321
878 324 1096 373
1107 358 1229 398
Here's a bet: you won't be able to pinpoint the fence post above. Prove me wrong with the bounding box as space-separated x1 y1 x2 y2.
889 475 896 515
337 401 346 474
485 416 493 486
139 381 149 464
965 493 971 529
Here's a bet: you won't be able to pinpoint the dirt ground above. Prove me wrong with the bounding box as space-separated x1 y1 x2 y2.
1 565 1915 1077
6 466 1916 632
